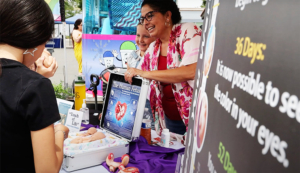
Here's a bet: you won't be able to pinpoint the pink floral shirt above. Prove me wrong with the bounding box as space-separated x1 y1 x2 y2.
141 23 201 141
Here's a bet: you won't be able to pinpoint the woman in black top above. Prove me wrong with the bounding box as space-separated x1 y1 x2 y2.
0 0 69 172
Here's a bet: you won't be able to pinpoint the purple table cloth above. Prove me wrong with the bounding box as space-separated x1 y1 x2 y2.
102 136 185 173
80 123 99 131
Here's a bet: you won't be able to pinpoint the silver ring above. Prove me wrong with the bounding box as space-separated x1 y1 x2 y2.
127 72 131 75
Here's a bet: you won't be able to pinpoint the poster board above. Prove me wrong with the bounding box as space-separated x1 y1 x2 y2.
82 34 137 94
56 98 74 125
182 0 300 172
65 109 83 133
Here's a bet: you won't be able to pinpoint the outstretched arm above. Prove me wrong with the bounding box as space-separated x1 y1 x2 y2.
124 62 197 84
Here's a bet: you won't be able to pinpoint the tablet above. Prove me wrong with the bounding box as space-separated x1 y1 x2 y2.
100 73 147 141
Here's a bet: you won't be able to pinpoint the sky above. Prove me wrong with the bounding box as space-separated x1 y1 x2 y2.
177 0 203 8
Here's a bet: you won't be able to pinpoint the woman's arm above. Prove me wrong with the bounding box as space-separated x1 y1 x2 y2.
31 124 68 173
125 62 197 84
72 30 82 43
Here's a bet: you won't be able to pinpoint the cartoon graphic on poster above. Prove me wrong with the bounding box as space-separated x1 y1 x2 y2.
82 35 136 94
101 50 118 68
120 41 137 68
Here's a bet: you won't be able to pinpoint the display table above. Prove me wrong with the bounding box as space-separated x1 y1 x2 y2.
60 165 108 173
60 127 184 173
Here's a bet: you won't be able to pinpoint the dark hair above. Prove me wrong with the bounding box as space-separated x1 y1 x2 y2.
72 19 82 48
0 0 54 49
74 19 82 30
141 0 181 24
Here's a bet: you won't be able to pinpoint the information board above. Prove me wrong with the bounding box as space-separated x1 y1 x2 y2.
182 0 300 172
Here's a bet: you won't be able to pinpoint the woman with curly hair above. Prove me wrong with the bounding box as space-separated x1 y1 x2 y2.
125 0 201 141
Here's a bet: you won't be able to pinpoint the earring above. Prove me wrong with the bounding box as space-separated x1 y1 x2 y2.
165 19 171 26
165 22 171 26
23 48 38 57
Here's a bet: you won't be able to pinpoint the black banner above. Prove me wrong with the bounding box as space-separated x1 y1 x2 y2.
182 0 300 172
59 0 65 22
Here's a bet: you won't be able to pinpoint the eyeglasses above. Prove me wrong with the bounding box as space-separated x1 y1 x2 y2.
138 11 158 25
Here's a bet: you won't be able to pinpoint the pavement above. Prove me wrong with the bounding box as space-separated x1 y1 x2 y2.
49 48 79 87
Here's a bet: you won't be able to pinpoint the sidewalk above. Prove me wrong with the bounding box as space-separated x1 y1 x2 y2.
49 48 79 87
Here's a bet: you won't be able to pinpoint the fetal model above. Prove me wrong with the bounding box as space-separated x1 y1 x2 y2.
106 153 129 172
76 127 97 137
70 131 106 144
118 164 140 173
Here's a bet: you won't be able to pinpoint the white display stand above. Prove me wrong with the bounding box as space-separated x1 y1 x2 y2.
60 130 185 172
59 165 109 173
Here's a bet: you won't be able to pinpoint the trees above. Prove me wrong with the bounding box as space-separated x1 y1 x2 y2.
201 0 206 8
65 0 82 18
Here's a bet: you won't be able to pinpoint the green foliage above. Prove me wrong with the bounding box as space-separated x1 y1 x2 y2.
77 0 82 10
65 0 82 18
201 0 206 8
53 81 74 99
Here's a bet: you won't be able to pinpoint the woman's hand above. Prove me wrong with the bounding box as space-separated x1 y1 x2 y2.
124 68 144 84
35 53 58 78
54 124 70 138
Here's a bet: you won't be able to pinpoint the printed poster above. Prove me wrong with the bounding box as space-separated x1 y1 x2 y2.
181 0 300 173
82 34 137 95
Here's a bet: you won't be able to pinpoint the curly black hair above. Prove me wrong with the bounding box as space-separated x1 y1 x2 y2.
141 0 182 24
74 19 82 30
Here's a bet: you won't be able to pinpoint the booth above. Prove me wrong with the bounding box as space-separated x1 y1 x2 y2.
59 73 185 173
59 129 184 173
55 0 189 169
57 0 300 172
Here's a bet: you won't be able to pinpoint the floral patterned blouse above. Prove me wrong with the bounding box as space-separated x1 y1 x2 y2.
141 23 201 141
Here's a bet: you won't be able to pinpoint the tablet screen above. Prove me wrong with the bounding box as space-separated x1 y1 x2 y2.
103 80 141 139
